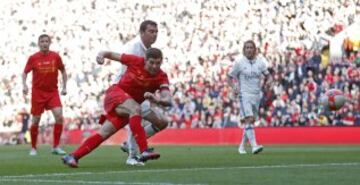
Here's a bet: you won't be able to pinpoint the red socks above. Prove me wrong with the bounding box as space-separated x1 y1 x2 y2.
53 123 63 148
72 134 104 160
128 115 148 153
30 124 39 149
31 123 63 149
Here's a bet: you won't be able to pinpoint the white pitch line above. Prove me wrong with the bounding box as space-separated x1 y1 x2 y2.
2 162 359 179
0 178 206 185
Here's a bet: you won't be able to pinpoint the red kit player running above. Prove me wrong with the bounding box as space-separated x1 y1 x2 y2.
62 48 172 168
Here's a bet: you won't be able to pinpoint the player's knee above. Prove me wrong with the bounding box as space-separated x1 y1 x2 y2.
54 115 64 124
245 117 255 124
129 105 141 116
115 102 141 117
98 121 117 138
32 116 41 124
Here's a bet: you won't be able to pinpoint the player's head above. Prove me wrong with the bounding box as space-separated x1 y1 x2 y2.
139 20 158 48
243 40 257 60
38 34 51 53
145 48 163 75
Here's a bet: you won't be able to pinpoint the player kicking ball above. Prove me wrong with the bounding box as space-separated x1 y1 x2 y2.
62 48 172 167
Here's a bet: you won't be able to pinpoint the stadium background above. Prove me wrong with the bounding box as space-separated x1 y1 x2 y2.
0 0 359 145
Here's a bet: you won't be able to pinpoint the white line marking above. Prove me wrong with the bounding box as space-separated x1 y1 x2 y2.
1 162 359 179
0 179 205 185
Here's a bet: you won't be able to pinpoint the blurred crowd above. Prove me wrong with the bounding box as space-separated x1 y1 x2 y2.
1 0 360 138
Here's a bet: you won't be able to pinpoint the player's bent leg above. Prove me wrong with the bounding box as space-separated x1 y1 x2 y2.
124 108 167 164
98 120 119 138
115 100 148 152
116 100 160 162
122 101 163 154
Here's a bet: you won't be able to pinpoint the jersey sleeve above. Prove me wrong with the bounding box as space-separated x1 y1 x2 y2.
56 53 65 70
260 58 269 75
228 59 241 79
23 56 33 73
119 54 144 66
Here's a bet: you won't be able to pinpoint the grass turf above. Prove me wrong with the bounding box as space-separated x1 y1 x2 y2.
0 144 359 185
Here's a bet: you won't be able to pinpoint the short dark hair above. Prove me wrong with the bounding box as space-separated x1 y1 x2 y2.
145 48 163 60
38 34 51 42
139 20 157 32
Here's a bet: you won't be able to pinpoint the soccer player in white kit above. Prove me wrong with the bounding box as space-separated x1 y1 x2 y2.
115 20 169 165
227 40 273 154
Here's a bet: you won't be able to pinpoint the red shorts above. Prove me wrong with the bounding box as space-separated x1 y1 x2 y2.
103 85 131 129
31 89 62 116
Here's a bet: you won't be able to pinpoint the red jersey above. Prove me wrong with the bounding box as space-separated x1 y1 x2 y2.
24 51 64 92
116 54 169 104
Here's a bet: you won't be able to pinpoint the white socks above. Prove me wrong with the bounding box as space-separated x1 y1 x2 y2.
127 128 138 157
244 123 258 147
239 128 248 149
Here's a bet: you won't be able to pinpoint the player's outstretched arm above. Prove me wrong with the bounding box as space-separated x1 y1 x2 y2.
96 51 124 65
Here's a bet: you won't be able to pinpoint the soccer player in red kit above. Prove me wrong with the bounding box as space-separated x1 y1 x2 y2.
22 34 67 156
62 48 171 168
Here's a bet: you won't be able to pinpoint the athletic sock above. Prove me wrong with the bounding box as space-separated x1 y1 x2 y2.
53 123 63 148
127 123 160 157
127 128 139 158
245 124 258 147
240 127 248 148
30 124 39 149
72 133 104 160
128 115 147 153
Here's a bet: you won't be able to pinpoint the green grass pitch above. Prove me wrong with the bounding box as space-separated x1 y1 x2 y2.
0 144 359 185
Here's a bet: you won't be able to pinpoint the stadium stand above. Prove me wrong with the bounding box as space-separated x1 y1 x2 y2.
0 0 359 144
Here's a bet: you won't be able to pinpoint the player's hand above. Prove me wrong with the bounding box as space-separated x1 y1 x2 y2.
96 52 105 65
23 85 28 95
144 92 159 104
61 88 67 95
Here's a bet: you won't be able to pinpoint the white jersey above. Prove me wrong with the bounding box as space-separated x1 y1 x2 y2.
113 36 148 83
228 55 269 96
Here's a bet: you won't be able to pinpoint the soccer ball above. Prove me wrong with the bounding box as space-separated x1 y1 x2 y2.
319 89 346 111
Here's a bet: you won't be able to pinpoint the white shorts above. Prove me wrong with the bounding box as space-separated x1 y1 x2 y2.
140 100 152 117
238 94 261 120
